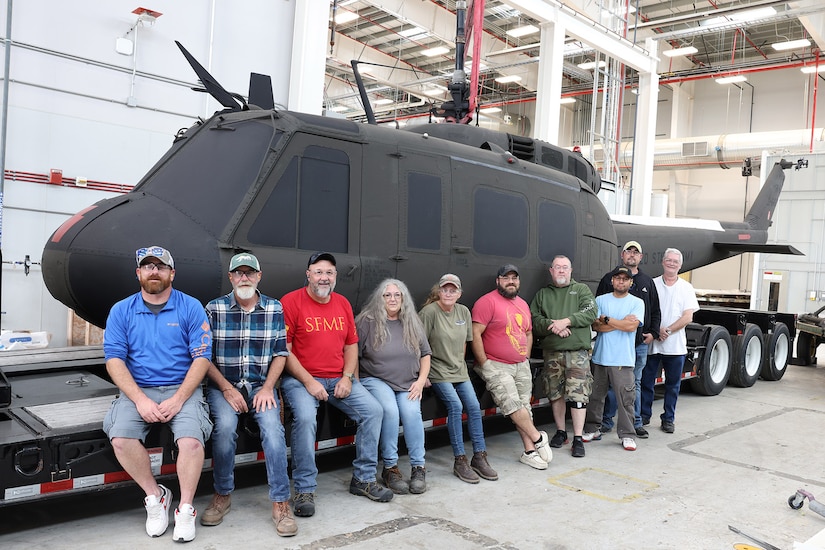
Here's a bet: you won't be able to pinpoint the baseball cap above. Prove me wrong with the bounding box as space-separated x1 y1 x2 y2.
438 273 462 291
623 240 643 253
136 245 174 268
229 252 260 272
611 266 633 278
497 264 520 277
308 252 336 268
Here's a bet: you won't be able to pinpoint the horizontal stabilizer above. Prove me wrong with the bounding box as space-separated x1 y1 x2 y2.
713 242 804 255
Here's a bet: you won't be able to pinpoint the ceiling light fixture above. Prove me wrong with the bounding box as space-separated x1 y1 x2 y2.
663 46 698 58
506 25 539 38
771 38 811 51
577 60 606 70
494 74 522 83
559 97 576 104
374 98 394 105
421 46 450 57
715 75 747 84
399 26 427 39
334 11 358 24
480 107 501 113
801 65 825 74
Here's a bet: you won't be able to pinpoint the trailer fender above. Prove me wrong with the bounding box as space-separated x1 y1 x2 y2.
761 323 790 381
689 325 732 396
729 323 763 388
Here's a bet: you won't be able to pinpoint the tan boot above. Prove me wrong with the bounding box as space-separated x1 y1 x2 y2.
471 451 499 481
453 455 480 484
272 501 298 537
200 493 231 526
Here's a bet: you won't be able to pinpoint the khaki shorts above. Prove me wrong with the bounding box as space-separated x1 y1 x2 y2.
540 349 593 404
473 359 533 416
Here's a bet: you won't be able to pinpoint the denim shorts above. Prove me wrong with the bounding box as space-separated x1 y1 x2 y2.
103 385 212 445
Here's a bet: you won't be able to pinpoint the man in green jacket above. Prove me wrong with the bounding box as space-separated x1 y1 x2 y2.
530 255 598 458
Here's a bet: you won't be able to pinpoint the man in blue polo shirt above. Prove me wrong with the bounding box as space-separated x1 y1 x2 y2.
103 246 212 543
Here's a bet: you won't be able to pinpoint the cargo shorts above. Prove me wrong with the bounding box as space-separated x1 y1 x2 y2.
540 349 593 404
473 358 533 417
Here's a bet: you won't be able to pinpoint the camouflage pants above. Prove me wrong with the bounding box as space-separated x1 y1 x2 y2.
540 349 593 404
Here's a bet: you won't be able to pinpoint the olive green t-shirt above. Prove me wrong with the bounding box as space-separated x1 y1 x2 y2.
419 301 472 383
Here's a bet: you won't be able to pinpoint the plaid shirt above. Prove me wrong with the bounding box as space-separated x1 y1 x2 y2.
205 291 288 393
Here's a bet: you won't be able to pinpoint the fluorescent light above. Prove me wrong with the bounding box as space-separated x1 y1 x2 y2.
506 25 538 38
801 65 825 74
495 74 522 83
715 75 747 84
327 105 348 112
559 97 576 104
375 98 394 105
399 26 427 40
772 39 811 51
577 60 606 70
334 11 358 24
480 107 501 113
663 46 698 58
421 46 450 57
700 6 776 27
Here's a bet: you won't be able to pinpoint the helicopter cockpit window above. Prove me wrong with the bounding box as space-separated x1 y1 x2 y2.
472 188 528 258
247 145 349 253
537 200 576 263
141 121 277 236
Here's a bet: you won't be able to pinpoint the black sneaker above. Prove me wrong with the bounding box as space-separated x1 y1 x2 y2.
549 429 568 448
293 492 315 517
642 417 651 426
635 427 649 438
661 420 675 433
571 439 585 458
349 477 393 502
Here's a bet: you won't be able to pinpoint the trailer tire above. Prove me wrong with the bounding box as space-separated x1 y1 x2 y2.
761 323 790 381
729 323 763 388
689 325 732 396
796 332 818 366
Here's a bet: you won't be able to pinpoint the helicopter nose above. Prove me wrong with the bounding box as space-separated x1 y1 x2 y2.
43 194 222 328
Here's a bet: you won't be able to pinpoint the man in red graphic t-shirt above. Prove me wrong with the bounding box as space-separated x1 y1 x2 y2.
280 252 392 519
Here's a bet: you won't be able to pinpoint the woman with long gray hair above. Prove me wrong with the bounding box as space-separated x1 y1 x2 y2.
355 278 431 495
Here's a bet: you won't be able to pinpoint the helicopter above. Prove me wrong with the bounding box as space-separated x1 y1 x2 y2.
42 40 801 330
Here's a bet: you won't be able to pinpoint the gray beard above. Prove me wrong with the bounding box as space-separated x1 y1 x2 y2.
236 286 257 300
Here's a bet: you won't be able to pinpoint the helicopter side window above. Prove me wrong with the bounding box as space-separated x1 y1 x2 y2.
537 200 576 263
406 172 441 251
472 188 528 258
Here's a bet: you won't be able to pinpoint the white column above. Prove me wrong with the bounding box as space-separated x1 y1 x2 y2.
289 0 328 114
533 20 565 143
629 38 659 217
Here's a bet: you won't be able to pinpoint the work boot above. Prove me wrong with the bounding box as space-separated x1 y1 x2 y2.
470 451 498 481
272 501 298 537
382 466 409 494
293 492 315 517
200 493 231 526
453 455 480 484
409 466 427 494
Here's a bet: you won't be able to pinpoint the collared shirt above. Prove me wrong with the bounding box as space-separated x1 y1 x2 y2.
206 291 289 393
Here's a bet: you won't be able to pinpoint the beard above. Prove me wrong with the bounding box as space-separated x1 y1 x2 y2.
234 284 257 301
552 275 569 287
310 280 336 299
496 282 519 299
140 274 171 295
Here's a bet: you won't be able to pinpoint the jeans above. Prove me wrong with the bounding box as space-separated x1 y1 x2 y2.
280 375 383 493
431 380 486 457
206 385 290 502
641 353 686 423
601 343 649 429
361 377 425 467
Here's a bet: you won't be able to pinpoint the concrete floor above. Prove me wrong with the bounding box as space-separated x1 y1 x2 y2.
2 362 825 549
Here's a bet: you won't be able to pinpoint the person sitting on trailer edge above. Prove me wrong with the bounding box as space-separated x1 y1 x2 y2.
202 252 296 536
471 264 552 470
102 245 212 542
280 252 392 518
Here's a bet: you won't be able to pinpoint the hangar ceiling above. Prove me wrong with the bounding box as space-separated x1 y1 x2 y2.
323 0 825 122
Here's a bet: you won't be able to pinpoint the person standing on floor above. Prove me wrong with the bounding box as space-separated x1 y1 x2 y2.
419 274 498 484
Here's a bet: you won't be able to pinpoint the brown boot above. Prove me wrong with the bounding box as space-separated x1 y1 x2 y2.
200 493 231 526
272 501 298 537
471 451 499 481
453 455 480 484
381 466 409 494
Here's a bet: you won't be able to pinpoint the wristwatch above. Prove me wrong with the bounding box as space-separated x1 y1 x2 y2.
603 316 610 325
343 372 354 381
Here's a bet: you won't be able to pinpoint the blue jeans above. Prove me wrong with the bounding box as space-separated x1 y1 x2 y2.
361 377 425 467
602 343 648 429
641 353 685 423
281 375 383 493
206 385 290 502
431 380 486 457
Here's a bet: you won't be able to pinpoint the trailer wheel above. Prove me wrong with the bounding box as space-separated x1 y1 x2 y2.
761 323 790 381
690 325 732 396
729 324 763 387
796 332 818 366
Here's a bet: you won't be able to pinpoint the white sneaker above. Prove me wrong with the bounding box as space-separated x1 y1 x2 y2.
519 451 548 470
622 437 637 451
534 430 552 463
144 484 171 537
173 503 197 542
582 431 602 442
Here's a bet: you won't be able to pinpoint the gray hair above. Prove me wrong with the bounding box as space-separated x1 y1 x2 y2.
355 278 426 353
663 248 683 264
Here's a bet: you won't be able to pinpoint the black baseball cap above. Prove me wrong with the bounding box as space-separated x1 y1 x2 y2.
497 264 520 277
611 266 633 278
308 252 336 268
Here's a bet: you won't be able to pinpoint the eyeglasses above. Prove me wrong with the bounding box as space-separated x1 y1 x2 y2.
440 287 459 295
140 262 171 272
498 275 519 281
623 250 642 256
230 269 258 279
308 269 336 277
382 292 402 300
551 266 571 271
